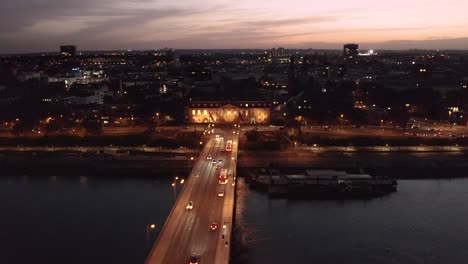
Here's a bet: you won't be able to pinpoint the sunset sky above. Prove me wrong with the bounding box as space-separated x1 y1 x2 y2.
1 0 468 53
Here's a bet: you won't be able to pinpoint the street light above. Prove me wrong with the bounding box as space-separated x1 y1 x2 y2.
449 111 453 129
340 114 344 128
146 223 157 244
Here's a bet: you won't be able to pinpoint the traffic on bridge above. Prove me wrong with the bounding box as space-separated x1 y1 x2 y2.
146 127 239 264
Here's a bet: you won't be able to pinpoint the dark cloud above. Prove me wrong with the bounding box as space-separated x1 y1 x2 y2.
0 0 223 53
1 0 468 53
0 0 117 33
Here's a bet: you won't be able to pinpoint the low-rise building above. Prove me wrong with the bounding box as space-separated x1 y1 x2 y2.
188 100 271 124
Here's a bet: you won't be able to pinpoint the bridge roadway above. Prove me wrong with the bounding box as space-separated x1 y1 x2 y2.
146 132 238 264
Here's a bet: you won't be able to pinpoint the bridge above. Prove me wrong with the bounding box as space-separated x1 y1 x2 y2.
146 129 239 264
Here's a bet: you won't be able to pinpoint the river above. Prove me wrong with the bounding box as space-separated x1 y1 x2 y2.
240 178 468 264
1 176 468 264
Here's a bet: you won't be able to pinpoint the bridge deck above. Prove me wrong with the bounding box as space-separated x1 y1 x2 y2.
146 132 238 264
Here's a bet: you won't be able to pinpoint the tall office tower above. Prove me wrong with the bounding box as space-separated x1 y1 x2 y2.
343 44 358 60
60 45 77 56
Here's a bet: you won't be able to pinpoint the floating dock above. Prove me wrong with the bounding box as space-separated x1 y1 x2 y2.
247 169 397 198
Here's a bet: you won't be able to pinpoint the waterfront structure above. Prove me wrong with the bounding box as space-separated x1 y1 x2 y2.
188 100 271 124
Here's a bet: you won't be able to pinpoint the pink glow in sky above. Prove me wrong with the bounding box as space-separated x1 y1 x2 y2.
1 0 468 53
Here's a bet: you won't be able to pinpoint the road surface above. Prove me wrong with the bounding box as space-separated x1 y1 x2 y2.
146 129 239 264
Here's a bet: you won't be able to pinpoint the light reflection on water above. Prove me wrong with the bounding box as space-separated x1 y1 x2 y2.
240 178 468 264
1 176 468 264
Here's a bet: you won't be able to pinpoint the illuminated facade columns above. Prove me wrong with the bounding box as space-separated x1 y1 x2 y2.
188 101 271 124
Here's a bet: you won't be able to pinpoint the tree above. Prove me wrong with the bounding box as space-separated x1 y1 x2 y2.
82 119 103 135
284 119 301 139
246 129 259 142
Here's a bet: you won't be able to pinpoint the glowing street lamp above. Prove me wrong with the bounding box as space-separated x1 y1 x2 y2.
155 112 160 127
146 224 157 243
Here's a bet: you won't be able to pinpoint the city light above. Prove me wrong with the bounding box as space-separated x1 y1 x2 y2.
4 26 468 264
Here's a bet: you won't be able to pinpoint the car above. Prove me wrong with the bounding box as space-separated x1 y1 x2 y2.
218 159 223 164
189 255 200 264
215 165 222 170
194 173 199 178
211 159 217 164
218 190 225 197
186 201 193 210
210 222 219 231
207 155 212 160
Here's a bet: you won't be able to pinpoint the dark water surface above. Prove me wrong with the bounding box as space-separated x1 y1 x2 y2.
1 176 468 264
241 179 468 264
0 176 177 264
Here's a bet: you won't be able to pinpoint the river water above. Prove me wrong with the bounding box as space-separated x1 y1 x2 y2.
1 176 468 264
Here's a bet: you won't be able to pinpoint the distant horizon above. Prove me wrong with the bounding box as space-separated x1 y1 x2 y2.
3 37 468 56
2 0 468 54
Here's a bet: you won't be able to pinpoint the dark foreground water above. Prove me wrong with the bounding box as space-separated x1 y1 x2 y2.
0 176 177 264
241 178 468 264
1 177 468 264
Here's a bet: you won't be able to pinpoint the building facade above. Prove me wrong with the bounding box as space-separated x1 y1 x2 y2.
60 45 77 56
343 44 359 60
187 101 271 124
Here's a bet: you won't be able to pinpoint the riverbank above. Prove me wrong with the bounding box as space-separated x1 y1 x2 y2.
237 151 468 179
2 149 468 178
0 151 196 177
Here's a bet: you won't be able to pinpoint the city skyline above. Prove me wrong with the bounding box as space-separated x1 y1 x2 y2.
1 0 468 54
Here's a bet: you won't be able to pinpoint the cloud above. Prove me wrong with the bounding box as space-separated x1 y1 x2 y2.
1 0 468 53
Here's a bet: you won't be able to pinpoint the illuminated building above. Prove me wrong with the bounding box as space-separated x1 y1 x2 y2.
269 48 277 58
343 44 358 60
60 45 77 56
460 80 467 89
277 47 286 57
187 101 271 124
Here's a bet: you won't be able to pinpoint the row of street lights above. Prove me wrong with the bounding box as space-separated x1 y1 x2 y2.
172 176 185 200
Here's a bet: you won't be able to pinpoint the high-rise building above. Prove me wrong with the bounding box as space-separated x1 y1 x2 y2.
60 45 77 56
343 44 358 60
269 48 277 58
277 47 286 57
